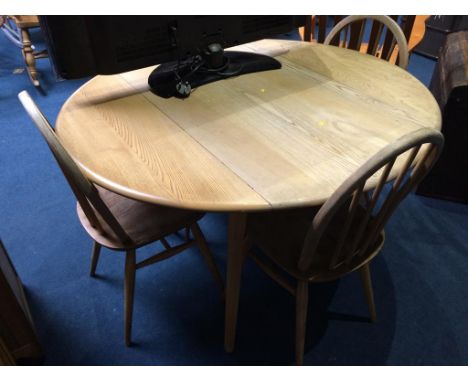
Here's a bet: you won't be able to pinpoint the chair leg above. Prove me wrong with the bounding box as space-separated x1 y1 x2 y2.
20 28 39 87
89 241 102 277
359 262 377 322
175 227 190 241
295 280 309 366
224 212 247 353
160 237 171 250
191 223 225 297
124 249 136 346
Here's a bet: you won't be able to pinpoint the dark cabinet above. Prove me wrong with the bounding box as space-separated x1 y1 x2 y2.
416 31 468 203
414 16 468 59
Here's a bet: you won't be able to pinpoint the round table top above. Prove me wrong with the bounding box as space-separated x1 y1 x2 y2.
56 40 441 212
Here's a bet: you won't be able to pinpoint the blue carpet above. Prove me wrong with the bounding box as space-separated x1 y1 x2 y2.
1 26 468 365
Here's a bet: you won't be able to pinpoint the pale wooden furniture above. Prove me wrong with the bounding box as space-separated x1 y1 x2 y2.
18 91 224 346
53 40 442 363
302 16 429 68
303 16 420 47
237 128 444 365
0 240 42 365
323 15 409 69
1 16 47 87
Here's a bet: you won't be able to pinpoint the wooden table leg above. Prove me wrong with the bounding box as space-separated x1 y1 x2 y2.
224 211 247 353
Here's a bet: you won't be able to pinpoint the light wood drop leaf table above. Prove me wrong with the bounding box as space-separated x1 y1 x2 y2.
56 39 441 353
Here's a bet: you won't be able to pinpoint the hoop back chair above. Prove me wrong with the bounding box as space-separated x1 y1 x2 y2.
18 90 224 346
306 15 411 69
235 128 444 365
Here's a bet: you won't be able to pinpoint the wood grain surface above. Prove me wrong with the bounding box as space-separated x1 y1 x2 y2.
56 40 441 211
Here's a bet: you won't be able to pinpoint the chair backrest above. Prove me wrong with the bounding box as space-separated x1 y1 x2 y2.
18 90 133 245
315 15 411 69
298 128 444 276
303 16 416 45
303 16 344 44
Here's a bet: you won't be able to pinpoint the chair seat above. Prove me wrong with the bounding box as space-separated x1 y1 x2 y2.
77 185 203 249
247 205 385 281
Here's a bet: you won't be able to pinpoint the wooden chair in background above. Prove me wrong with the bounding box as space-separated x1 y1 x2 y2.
1 16 47 87
228 128 444 365
18 91 225 346
302 15 427 69
302 15 344 43
323 15 409 69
